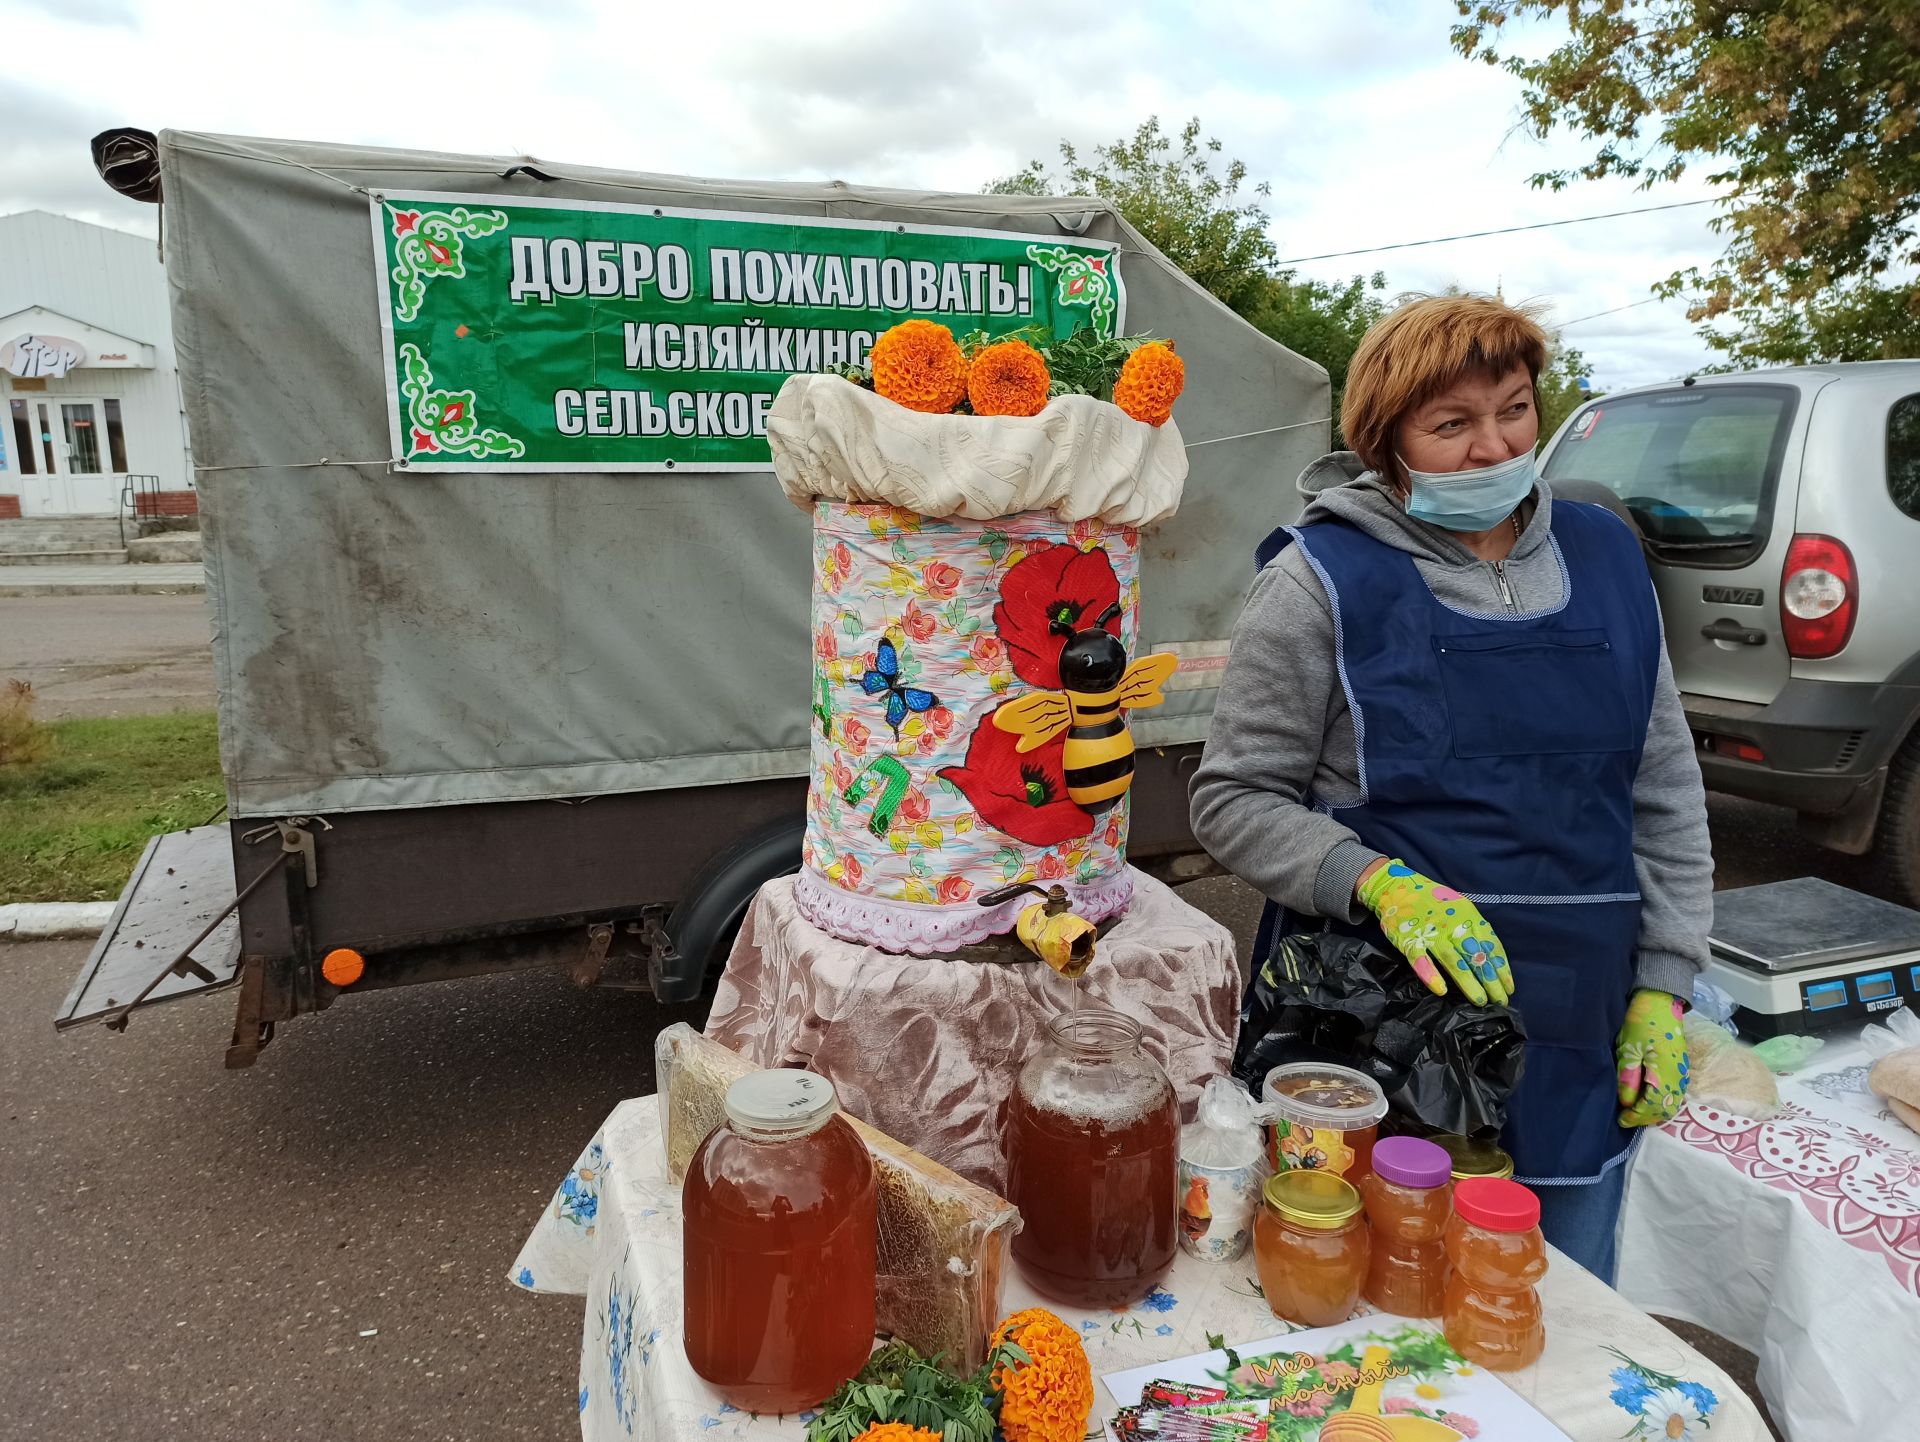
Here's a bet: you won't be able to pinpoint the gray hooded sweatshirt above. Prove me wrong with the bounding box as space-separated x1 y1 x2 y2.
1188 451 1712 1000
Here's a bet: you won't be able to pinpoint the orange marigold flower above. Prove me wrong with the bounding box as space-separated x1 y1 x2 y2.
988 1308 1095 1442
870 320 969 414
967 338 1052 417
852 1425 943 1442
1113 340 1185 427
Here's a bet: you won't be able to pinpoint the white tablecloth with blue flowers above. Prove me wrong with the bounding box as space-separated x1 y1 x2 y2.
513 1098 1767 1442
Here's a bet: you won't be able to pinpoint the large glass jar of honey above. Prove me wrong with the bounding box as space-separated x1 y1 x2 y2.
1443 1177 1547 1372
1004 1008 1179 1308
1252 1170 1370 1327
1361 1135 1452 1318
683 1070 877 1413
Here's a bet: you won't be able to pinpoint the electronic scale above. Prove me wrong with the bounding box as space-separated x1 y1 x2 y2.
1704 876 1920 1037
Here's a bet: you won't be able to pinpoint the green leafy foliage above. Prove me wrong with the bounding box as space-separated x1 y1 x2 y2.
987 116 1388 436
836 323 1157 407
991 117 1279 320
806 1338 1031 1442
1451 1 1920 365
1535 344 1599 448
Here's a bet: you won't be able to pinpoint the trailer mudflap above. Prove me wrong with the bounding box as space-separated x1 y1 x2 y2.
55 825 243 1029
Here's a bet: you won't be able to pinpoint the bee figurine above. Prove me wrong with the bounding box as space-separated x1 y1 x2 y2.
992 601 1179 811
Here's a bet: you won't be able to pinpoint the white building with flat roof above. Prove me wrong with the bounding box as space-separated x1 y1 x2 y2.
0 210 193 518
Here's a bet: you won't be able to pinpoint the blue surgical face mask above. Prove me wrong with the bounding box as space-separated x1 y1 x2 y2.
1398 449 1537 533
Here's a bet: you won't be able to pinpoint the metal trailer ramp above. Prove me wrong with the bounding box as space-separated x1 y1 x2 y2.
55 825 242 1029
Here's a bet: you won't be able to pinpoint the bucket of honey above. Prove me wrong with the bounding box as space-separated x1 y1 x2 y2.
1262 1062 1388 1181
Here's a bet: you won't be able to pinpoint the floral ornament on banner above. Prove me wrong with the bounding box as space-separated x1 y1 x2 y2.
1605 1347 1720 1440
398 342 525 460
385 204 507 323
1025 243 1117 340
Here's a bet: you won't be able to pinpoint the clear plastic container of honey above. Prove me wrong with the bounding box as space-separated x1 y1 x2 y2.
1252 1169 1370 1327
1262 1063 1387 1182
1361 1134 1452 1318
683 1070 877 1412
1443 1176 1547 1371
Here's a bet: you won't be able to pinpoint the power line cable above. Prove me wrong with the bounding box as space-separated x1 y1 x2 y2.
1274 198 1718 265
1560 296 1664 328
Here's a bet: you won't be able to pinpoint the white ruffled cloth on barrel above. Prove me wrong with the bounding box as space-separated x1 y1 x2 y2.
767 375 1188 525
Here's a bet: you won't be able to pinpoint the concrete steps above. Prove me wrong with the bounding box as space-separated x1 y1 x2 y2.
0 521 127 566
0 548 127 566
0 518 200 569
126 533 201 564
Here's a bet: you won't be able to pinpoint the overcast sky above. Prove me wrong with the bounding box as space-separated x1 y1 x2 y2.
1 0 1733 388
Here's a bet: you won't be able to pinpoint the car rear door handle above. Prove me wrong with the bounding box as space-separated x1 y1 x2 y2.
1701 619 1767 646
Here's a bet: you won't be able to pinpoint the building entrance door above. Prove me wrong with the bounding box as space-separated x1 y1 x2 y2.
7 396 123 515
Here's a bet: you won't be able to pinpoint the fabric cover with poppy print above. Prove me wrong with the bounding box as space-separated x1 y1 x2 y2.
799 501 1144 953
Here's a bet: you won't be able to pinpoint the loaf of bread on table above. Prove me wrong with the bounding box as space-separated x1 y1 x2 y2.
655 1023 1019 1372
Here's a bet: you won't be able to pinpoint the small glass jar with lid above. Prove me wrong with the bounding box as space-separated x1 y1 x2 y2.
683 1069 877 1413
1252 1169 1371 1327
1430 1132 1515 1182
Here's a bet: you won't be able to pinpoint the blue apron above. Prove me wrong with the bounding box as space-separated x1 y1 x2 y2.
1250 501 1659 1183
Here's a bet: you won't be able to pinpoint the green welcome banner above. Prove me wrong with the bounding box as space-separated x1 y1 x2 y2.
371 193 1126 471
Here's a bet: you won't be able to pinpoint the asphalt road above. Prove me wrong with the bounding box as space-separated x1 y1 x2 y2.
0 593 218 718
3 791 1845 1442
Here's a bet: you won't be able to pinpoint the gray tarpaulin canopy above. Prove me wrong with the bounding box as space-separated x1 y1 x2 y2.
157 130 1329 818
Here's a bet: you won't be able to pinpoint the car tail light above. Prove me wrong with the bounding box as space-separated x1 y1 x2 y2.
1780 534 1857 659
1711 736 1766 764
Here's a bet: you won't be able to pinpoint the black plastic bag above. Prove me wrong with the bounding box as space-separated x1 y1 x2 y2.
1231 932 1528 1138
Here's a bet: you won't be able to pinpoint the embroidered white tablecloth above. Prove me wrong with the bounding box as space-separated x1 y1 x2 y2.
514 1098 1769 1442
1620 1026 1920 1442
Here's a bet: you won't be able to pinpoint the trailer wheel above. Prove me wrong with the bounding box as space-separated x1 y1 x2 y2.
656 817 805 1005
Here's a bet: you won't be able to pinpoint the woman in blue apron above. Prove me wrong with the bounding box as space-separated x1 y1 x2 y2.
1190 294 1713 1284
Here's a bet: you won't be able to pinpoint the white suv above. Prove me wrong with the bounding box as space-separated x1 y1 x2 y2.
1540 362 1920 906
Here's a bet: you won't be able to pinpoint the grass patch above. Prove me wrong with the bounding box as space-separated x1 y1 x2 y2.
0 710 224 903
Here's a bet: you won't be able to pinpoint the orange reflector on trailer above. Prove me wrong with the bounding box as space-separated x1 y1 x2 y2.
321 948 366 986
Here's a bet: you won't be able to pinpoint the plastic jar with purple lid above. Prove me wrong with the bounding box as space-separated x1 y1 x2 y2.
1361 1135 1453 1317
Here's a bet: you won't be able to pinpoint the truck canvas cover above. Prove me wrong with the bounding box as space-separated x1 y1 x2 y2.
157 131 1327 817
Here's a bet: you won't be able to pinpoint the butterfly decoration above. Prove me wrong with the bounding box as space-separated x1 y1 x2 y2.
859 637 939 740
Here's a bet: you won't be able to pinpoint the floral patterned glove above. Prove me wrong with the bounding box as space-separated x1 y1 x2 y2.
1357 860 1515 1006
1617 988 1690 1126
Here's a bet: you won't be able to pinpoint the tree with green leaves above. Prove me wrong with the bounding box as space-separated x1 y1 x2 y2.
1452 1 1920 366
1535 344 1599 448
988 117 1388 422
989 116 1280 319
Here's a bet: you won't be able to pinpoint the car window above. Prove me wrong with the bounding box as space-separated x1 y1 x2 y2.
1543 386 1795 547
1890 393 1920 522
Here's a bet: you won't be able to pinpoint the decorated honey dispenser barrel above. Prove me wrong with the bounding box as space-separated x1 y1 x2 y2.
768 326 1188 955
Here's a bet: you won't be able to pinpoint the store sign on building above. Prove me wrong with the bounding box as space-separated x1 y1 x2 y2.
1 334 87 380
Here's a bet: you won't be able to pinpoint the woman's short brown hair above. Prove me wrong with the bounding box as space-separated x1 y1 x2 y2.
1340 294 1549 480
